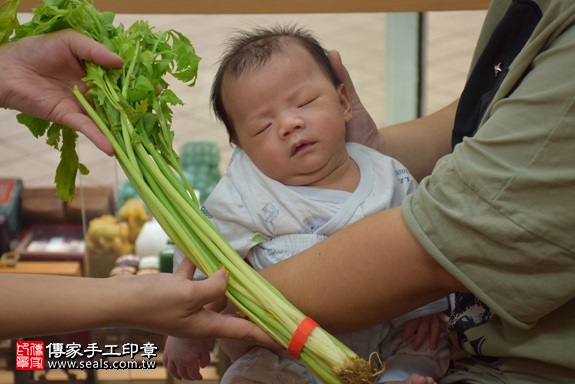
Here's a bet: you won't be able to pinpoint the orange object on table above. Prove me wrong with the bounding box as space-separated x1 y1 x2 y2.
0 261 82 276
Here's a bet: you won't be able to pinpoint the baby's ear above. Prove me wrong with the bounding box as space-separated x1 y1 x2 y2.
338 84 353 122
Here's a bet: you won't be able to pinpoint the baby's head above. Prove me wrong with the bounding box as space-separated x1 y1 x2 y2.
211 24 341 144
212 24 353 187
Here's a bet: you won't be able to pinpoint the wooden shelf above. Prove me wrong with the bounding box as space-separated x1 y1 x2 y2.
19 0 490 14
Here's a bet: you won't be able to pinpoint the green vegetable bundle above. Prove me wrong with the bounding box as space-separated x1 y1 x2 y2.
1 1 375 382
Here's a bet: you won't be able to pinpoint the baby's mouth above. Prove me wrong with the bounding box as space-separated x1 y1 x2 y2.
291 141 314 156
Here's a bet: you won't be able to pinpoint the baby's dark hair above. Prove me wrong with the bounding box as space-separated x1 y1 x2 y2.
210 24 341 144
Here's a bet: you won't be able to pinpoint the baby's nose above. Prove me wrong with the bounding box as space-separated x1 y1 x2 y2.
279 114 305 137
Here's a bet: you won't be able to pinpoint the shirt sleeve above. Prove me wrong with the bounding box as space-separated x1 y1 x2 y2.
402 20 575 329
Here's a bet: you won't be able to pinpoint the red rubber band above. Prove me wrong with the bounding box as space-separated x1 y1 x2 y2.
287 317 319 359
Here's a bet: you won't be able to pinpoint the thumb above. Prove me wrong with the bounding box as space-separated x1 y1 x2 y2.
328 50 358 97
328 50 347 83
174 256 198 280
214 315 280 351
190 269 229 307
327 49 342 66
59 29 124 68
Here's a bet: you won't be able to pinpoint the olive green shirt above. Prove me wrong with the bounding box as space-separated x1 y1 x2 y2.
402 1 575 382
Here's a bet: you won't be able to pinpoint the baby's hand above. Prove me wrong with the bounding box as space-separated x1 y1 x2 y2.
163 336 214 381
401 313 448 351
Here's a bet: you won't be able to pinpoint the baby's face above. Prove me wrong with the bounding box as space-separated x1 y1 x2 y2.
221 43 352 187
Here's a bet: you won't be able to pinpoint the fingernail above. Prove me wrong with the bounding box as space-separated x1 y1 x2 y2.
214 268 229 280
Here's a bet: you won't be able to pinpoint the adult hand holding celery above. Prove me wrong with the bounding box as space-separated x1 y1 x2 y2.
1 0 375 381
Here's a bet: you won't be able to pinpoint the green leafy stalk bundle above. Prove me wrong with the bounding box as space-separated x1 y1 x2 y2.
1 0 376 382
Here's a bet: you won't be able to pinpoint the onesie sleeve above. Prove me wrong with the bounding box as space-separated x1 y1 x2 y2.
171 172 259 276
200 173 260 259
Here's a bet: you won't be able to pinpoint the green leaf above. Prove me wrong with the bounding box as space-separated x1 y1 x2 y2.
127 75 155 103
46 123 63 150
137 112 159 141
159 89 183 106
78 163 89 176
0 0 22 44
54 126 80 203
169 30 201 86
16 114 50 138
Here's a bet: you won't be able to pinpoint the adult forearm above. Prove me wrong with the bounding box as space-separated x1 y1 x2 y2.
1 269 278 349
380 100 457 181
0 274 117 339
260 207 463 333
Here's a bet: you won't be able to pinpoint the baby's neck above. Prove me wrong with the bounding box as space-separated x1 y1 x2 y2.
308 156 360 192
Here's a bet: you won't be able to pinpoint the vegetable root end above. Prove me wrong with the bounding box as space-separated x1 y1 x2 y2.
336 357 380 384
